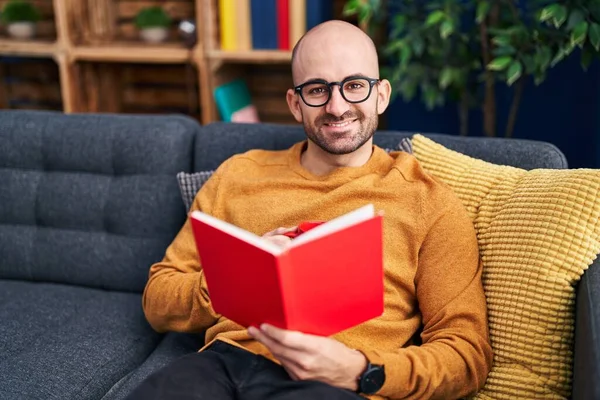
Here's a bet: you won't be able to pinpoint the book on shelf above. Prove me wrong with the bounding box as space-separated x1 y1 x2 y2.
250 0 278 49
189 204 385 336
219 0 237 50
213 79 260 123
236 0 252 50
219 0 333 51
276 0 290 50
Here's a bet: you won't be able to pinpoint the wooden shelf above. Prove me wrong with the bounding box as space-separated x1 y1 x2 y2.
72 43 194 64
208 50 292 63
0 39 58 58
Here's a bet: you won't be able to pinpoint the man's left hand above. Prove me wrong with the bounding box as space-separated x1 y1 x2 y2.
248 324 367 391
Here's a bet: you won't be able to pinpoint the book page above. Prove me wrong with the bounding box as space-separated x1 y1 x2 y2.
190 211 284 255
290 204 375 247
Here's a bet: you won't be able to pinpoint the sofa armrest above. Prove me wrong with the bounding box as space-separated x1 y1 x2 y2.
572 257 600 399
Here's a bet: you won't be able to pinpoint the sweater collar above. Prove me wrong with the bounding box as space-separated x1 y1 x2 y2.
287 140 391 181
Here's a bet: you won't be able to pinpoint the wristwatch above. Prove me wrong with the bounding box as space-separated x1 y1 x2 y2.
357 362 385 395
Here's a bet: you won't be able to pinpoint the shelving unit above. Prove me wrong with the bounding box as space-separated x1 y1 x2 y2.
0 0 349 125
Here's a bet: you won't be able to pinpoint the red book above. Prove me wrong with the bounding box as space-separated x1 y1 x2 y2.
276 0 290 50
190 204 385 336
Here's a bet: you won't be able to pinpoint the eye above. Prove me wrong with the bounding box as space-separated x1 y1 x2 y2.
344 80 367 91
309 87 326 94
304 84 329 96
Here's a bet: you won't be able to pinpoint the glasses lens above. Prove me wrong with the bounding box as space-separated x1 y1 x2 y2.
301 83 330 106
342 78 371 102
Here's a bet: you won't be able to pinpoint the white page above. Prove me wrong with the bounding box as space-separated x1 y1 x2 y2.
190 211 284 255
290 204 375 247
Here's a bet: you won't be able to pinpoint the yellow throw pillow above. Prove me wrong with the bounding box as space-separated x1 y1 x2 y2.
411 134 600 399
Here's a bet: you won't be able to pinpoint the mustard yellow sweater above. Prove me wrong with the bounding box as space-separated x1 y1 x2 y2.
142 141 493 400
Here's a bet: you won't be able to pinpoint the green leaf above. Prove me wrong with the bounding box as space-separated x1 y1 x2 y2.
567 9 585 30
399 79 418 101
589 23 600 51
506 61 523 86
537 46 552 69
553 5 568 28
550 47 566 67
487 56 513 71
492 35 511 47
476 1 490 23
440 20 454 39
539 4 559 22
522 55 536 73
393 14 407 34
426 10 445 26
571 21 589 47
439 67 454 89
411 35 425 56
383 40 403 56
534 71 546 86
357 6 371 23
423 86 439 110
400 45 412 66
581 46 594 70
493 45 516 57
342 0 360 16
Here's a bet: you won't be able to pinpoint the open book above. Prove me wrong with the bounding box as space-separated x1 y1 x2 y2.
189 204 384 336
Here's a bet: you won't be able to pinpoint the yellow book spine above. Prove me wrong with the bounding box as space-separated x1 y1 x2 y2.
236 0 252 51
289 0 306 49
219 0 237 51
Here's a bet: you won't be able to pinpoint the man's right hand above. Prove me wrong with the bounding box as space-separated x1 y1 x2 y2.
262 227 296 249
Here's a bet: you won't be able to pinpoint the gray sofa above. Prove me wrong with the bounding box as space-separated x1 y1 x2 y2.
0 109 595 399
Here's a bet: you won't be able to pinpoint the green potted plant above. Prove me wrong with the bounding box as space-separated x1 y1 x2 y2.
134 6 172 43
1 0 41 40
344 0 600 137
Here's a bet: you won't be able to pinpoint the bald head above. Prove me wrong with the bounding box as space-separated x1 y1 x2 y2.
291 20 379 85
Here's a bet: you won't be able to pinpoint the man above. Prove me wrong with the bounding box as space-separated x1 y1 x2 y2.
127 20 493 400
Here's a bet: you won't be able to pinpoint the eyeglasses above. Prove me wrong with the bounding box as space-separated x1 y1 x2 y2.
294 76 380 107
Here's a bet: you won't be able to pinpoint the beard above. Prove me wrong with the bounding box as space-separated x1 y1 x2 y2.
302 106 379 155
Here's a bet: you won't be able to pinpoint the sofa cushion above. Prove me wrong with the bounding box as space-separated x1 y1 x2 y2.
412 134 600 399
0 110 198 292
102 332 205 400
0 280 161 400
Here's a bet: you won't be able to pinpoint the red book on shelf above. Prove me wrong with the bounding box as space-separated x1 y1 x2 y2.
276 0 290 50
190 204 385 336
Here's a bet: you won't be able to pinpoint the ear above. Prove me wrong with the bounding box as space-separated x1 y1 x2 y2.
376 79 392 115
286 88 303 123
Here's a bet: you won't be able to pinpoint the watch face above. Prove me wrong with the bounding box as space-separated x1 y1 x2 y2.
361 365 385 395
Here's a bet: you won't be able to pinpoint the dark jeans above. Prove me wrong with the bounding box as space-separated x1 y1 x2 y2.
125 340 365 400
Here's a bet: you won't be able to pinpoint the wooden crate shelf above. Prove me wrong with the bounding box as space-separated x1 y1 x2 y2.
0 0 351 125
207 50 292 64
0 39 58 57
0 57 62 110
71 43 192 63
74 61 200 120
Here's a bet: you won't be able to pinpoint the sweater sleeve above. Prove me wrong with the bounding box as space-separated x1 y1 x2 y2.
361 186 493 399
141 162 228 333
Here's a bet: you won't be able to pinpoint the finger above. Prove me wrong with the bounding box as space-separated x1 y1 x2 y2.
248 326 306 362
259 324 312 351
278 355 305 381
263 235 292 249
264 226 297 237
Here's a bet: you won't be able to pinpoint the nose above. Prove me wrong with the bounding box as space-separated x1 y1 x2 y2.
324 85 350 117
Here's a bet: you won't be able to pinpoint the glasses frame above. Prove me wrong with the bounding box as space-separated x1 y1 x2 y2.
294 75 380 107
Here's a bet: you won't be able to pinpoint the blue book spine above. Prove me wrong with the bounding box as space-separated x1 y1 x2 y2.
250 0 278 49
306 0 333 31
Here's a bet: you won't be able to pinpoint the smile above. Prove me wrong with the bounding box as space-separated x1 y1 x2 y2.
325 119 355 128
